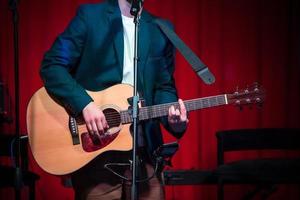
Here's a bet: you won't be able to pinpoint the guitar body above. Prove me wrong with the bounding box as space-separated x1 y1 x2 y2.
27 82 264 175
27 84 133 175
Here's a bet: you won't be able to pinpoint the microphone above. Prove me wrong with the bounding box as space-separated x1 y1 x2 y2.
130 0 144 17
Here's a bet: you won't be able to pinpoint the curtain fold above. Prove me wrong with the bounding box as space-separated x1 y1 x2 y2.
1 0 299 199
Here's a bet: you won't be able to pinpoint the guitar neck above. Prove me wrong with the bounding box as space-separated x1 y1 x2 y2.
120 94 228 124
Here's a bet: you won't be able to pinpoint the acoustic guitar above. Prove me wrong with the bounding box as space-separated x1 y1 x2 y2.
26 83 264 175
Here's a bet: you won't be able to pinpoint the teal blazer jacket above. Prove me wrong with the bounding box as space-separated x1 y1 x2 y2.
40 0 184 154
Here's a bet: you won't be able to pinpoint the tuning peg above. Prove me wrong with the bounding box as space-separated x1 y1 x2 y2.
256 97 261 103
234 86 239 95
254 82 262 92
235 99 241 105
244 85 249 94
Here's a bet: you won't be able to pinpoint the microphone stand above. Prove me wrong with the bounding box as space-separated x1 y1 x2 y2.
9 0 22 199
130 1 143 199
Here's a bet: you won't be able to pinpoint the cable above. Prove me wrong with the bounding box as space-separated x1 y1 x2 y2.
104 157 161 183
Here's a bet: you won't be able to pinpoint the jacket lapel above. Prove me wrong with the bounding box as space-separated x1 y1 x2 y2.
138 12 152 90
106 0 124 72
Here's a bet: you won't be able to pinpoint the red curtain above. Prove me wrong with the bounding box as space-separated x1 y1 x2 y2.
1 0 299 199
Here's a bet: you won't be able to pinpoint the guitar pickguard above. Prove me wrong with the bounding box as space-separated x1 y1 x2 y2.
81 128 120 152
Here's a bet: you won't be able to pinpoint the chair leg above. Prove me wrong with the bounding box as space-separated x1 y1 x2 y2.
29 182 36 200
261 184 277 200
217 179 224 200
14 188 21 200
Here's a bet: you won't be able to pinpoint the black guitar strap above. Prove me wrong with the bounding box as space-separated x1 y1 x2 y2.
154 19 215 85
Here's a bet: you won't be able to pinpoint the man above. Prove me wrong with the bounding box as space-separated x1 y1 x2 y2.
40 0 188 199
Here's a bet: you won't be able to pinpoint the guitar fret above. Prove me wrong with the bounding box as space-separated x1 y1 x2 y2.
202 98 208 108
210 97 217 106
120 110 131 124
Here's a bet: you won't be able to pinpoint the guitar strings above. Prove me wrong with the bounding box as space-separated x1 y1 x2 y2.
80 96 226 126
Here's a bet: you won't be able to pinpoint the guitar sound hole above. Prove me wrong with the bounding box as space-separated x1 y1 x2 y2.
103 108 121 128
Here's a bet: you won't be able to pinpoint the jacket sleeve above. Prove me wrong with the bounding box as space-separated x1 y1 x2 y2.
153 20 186 139
40 5 93 116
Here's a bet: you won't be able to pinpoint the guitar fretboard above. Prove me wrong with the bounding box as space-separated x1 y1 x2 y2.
120 94 227 124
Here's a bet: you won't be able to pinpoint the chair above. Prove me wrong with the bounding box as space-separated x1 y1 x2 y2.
214 128 300 200
0 134 39 200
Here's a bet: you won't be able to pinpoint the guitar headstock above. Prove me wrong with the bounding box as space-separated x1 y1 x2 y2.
227 83 265 108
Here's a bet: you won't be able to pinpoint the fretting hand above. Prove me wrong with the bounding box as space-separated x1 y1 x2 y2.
168 99 189 132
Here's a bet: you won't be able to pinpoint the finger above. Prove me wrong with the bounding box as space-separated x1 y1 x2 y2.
101 117 109 129
168 107 172 122
170 106 176 116
179 98 186 110
178 99 187 114
175 109 180 117
95 118 104 134
86 122 93 134
168 106 176 123
168 106 174 116
178 99 187 121
91 121 100 137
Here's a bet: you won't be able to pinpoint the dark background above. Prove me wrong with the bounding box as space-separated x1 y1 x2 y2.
1 0 299 199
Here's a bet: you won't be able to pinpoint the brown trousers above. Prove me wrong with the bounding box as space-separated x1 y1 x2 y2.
71 151 164 200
